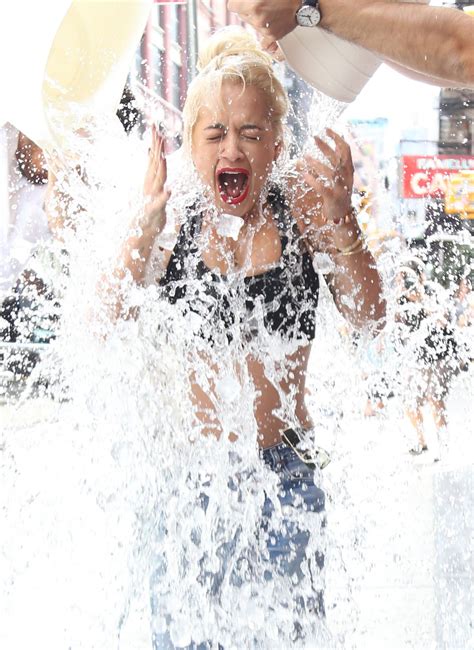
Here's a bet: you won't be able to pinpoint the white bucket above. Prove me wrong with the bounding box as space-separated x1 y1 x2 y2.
0 0 152 151
278 27 381 104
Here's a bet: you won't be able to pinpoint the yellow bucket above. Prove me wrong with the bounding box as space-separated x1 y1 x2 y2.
0 0 151 150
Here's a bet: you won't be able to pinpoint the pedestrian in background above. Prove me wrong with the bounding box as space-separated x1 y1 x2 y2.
395 259 460 460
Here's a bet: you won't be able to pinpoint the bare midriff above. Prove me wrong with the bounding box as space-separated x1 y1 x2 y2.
161 213 315 449
189 344 314 449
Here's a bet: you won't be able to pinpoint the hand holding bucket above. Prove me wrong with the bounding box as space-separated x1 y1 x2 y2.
278 28 381 104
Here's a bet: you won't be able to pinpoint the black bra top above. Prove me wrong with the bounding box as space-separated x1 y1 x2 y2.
159 188 320 343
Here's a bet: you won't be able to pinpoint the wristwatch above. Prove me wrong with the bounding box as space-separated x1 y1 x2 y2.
295 0 321 27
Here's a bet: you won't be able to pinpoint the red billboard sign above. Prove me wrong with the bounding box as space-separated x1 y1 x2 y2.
400 155 474 199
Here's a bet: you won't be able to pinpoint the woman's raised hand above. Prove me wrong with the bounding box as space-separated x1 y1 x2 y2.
142 124 170 239
292 128 359 253
118 125 171 285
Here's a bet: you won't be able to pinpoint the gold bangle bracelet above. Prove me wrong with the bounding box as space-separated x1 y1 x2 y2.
335 240 366 257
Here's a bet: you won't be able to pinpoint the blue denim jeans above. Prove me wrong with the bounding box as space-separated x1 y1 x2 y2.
152 443 326 649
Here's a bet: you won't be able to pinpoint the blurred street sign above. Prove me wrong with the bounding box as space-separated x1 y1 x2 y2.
400 154 474 199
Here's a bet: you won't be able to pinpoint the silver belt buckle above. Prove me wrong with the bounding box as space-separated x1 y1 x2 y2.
282 428 331 470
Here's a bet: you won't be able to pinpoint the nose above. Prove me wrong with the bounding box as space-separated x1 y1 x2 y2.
218 131 244 162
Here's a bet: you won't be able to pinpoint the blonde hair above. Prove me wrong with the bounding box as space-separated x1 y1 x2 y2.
182 27 289 151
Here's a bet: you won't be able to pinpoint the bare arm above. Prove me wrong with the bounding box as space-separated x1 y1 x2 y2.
383 60 468 89
325 247 385 329
44 170 79 240
228 0 474 87
320 1 474 87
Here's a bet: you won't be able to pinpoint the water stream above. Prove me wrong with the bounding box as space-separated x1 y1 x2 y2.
1 89 472 649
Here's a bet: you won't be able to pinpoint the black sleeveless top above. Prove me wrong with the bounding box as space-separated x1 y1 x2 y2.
159 189 320 343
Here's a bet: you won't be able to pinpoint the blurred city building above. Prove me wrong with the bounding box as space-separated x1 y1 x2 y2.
344 0 474 279
129 1 242 141
129 2 314 151
347 118 392 241
386 1 474 285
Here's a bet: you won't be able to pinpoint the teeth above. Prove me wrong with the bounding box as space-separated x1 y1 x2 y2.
218 171 248 200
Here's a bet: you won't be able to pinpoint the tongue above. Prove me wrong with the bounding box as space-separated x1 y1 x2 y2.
220 173 246 198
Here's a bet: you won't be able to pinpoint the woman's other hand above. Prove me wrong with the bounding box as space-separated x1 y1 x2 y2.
292 128 359 254
142 124 170 240
119 125 170 285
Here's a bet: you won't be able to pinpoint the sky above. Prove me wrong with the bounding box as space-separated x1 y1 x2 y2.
345 62 441 153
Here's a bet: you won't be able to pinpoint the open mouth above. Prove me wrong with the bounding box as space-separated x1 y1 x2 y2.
217 168 250 205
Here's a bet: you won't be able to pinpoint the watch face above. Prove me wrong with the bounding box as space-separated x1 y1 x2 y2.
296 6 321 27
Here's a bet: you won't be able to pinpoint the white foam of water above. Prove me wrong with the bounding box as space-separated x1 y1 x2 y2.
2 98 471 649
0 109 373 648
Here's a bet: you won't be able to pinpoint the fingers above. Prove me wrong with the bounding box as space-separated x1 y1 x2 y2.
142 187 171 236
260 35 285 60
314 135 339 168
145 124 168 198
314 129 352 172
148 189 171 218
149 124 164 163
261 34 277 51
227 1 243 12
302 171 325 199
326 127 348 148
226 1 266 31
300 130 354 227
327 128 354 175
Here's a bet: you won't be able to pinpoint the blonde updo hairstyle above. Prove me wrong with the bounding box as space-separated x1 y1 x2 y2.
182 27 289 154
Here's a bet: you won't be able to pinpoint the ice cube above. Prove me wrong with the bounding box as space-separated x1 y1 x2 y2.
216 213 244 241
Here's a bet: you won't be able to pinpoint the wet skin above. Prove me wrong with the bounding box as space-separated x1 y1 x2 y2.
159 82 315 447
135 80 384 446
191 83 280 221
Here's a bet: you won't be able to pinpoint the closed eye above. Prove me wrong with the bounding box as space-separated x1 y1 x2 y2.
204 123 226 141
241 125 264 141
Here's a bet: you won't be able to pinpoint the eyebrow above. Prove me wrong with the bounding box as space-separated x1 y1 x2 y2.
203 123 265 131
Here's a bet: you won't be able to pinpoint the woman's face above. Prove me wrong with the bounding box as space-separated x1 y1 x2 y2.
191 81 281 219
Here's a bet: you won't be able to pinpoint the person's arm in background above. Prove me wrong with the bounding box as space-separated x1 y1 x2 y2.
227 0 474 87
15 133 48 185
44 169 80 239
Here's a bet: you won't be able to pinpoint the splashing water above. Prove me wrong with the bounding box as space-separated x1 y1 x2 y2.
1 93 472 650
